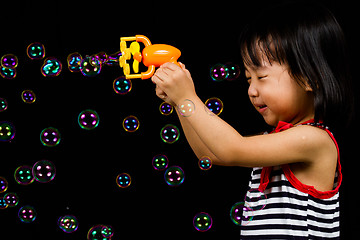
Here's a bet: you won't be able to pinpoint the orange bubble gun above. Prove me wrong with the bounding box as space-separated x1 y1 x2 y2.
119 35 181 80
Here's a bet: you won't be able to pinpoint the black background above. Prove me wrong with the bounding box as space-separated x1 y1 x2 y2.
0 0 358 239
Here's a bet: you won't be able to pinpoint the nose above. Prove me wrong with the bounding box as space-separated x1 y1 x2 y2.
248 81 259 98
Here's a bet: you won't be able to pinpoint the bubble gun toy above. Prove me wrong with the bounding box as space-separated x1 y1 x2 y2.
119 35 181 80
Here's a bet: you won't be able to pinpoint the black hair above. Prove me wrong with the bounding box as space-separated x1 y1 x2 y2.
239 1 353 132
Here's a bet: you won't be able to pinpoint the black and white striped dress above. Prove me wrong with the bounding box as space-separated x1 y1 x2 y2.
240 120 342 239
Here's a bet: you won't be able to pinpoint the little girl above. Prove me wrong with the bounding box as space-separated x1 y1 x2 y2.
152 2 352 239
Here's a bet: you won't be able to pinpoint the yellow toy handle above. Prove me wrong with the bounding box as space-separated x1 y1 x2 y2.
120 35 181 80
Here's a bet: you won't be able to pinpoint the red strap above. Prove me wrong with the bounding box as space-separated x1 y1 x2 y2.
258 120 342 199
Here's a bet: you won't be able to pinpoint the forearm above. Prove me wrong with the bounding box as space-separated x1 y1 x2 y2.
175 107 219 162
177 95 245 166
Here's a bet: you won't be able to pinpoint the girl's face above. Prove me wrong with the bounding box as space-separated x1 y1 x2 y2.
245 60 315 126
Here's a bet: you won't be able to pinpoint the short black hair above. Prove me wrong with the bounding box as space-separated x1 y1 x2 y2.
239 1 353 132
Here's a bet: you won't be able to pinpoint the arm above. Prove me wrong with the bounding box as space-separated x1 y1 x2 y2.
175 107 221 163
152 63 333 167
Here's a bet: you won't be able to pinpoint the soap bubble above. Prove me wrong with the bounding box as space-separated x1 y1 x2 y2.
152 154 169 171
177 99 195 117
0 176 8 193
58 215 79 233
101 225 114 238
245 188 267 211
198 156 212 170
21 90 36 104
159 102 173 115
230 202 253 226
122 115 139 132
160 124 180 144
14 165 34 185
105 51 122 66
0 66 16 79
67 52 83 72
0 197 8 209
0 98 8 112
113 77 132 95
78 110 100 130
224 63 240 81
205 97 223 115
210 64 228 82
4 192 19 207
0 121 15 142
32 160 56 183
164 166 184 186
27 42 45 60
193 212 212 232
41 57 62 77
18 206 37 223
116 173 131 188
40 127 61 147
1 54 18 69
80 56 101 77
87 224 112 240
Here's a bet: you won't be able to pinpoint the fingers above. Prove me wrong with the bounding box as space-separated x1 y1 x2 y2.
161 62 181 71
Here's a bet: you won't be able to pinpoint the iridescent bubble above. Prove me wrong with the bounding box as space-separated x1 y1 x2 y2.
160 124 180 144
122 115 139 132
152 154 169 171
4 192 19 207
0 197 8 209
87 225 110 240
21 90 36 104
210 64 228 82
193 212 213 232
14 165 34 185
40 127 61 147
94 52 107 65
0 176 8 193
105 51 122 66
27 42 45 60
177 99 195 117
67 52 83 72
0 121 15 142
78 110 100 130
113 77 132 95
198 156 212 170
0 66 16 79
164 166 184 186
80 56 101 77
245 188 267 211
205 97 223 115
101 225 114 238
0 98 8 112
159 102 173 116
41 57 62 77
58 215 79 233
18 206 37 223
32 160 56 183
116 173 131 188
1 54 18 69
224 63 240 81
230 202 254 226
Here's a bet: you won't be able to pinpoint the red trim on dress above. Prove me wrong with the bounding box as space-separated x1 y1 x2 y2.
258 119 342 199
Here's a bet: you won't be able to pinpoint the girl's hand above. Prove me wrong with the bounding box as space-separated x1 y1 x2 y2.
152 62 196 106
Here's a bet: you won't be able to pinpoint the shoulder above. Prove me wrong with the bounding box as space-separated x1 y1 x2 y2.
283 125 337 162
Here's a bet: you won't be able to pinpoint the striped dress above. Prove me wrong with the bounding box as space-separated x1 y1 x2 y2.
240 120 342 239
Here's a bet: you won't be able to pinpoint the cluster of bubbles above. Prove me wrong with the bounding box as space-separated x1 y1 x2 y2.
0 159 56 221
209 63 240 82
0 53 18 79
0 41 248 237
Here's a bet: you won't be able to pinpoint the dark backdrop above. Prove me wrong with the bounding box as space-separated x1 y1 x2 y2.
0 0 358 239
